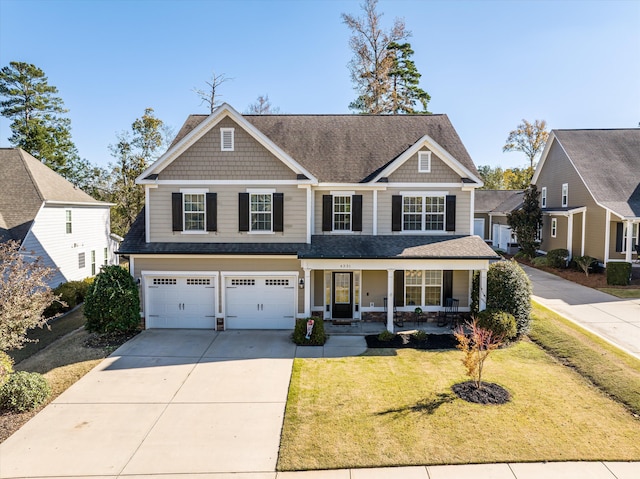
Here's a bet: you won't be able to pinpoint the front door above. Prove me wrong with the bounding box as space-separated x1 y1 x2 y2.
332 272 353 319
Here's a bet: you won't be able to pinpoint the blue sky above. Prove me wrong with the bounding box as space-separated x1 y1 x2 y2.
1 0 638 171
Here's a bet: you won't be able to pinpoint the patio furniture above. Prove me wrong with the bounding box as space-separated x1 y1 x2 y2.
438 298 459 327
413 307 426 326
393 306 404 327
635 244 640 263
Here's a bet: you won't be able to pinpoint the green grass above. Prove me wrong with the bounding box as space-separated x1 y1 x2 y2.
8 306 87 365
528 300 640 416
279 337 640 470
596 288 640 299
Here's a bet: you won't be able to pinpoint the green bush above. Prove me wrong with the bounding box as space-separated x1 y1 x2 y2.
292 318 327 345
84 266 140 334
412 330 428 342
606 262 632 286
572 256 597 276
377 330 396 342
546 249 570 269
531 256 548 267
44 279 94 318
476 309 517 340
0 371 50 412
0 352 14 388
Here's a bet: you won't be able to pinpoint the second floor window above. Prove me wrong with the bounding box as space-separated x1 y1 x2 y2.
403 196 445 231
541 187 547 208
561 183 568 207
551 218 557 238
65 210 72 234
251 193 272 231
333 195 351 231
184 193 205 231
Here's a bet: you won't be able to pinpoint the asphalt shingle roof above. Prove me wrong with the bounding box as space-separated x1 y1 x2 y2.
553 129 640 217
170 114 479 183
0 148 109 243
475 190 523 214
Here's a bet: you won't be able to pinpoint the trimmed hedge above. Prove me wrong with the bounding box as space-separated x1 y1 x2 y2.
0 371 50 412
476 309 517 340
84 266 140 334
606 262 631 286
292 318 327 346
44 278 94 318
546 249 570 269
531 256 548 267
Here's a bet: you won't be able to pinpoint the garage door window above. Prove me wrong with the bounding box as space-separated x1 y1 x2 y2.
187 278 211 285
153 278 177 285
231 278 255 286
266 279 289 286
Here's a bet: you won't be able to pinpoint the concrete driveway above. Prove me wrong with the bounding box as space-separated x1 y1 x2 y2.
0 329 298 478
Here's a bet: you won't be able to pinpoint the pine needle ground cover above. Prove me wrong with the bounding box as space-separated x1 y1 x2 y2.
279 319 640 470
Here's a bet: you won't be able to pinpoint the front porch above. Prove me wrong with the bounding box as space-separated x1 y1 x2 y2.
323 317 463 336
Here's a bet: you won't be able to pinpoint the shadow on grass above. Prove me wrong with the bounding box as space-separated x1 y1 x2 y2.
376 392 456 417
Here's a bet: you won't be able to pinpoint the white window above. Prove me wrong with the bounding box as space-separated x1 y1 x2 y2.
405 270 442 307
65 210 72 234
551 218 557 238
541 187 547 208
418 151 431 173
91 250 96 276
333 195 351 231
403 195 445 231
78 252 85 269
184 193 205 231
250 193 272 232
621 223 639 253
561 183 568 208
221 128 234 151
103 247 108 265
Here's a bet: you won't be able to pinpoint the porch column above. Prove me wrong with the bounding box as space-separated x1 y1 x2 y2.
581 211 586 256
604 210 611 263
479 269 487 312
304 268 311 318
386 269 394 333
566 213 574 258
625 220 634 263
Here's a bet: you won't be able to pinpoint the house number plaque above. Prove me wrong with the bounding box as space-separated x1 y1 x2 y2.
339 264 351 269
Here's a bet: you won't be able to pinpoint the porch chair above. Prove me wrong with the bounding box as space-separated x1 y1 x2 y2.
437 298 459 328
393 306 404 328
413 307 426 326
635 244 640 263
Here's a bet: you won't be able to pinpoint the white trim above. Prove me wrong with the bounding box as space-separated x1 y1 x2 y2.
551 218 557 238
136 103 318 183
330 190 355 196
469 189 475 236
44 200 115 206
370 135 483 184
145 186 151 243
315 183 388 190
372 190 378 236
567 212 574 257
604 209 611 263
142 270 219 277
220 127 234 151
418 151 431 173
180 188 209 194
301 258 491 271
246 188 276 194
141 179 311 185
581 211 586 256
305 185 312 243
130 254 298 259
400 190 448 197
385 182 470 189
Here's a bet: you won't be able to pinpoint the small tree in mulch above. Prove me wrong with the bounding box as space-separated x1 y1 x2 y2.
453 318 510 405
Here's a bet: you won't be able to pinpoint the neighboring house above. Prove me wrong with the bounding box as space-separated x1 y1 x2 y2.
118 104 499 332
0 148 116 287
532 129 640 263
474 189 523 252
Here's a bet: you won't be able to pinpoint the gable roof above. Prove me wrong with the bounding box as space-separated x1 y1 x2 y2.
475 190 524 214
533 129 640 218
164 106 480 184
0 148 109 243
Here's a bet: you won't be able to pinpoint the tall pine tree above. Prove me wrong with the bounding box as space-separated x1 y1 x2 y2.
387 42 430 114
507 184 543 259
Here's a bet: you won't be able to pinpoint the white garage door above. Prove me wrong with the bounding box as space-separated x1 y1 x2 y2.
225 276 296 329
145 275 216 329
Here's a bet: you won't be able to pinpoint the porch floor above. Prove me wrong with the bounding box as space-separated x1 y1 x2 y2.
323 319 455 336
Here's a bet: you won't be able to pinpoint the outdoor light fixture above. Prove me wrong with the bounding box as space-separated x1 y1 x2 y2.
298 278 305 289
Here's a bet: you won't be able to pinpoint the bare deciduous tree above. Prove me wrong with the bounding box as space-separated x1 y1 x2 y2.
192 71 232 114
245 94 280 114
0 241 60 351
454 318 505 390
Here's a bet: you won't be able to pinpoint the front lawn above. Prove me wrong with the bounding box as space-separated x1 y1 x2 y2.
279 326 640 470
597 288 640 299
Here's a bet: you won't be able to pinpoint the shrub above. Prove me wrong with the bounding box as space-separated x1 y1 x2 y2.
606 262 632 286
84 266 140 334
412 330 428 342
473 260 532 336
377 330 396 342
0 371 50 412
531 256 548 267
454 318 505 390
0 351 14 388
546 248 570 269
292 318 327 345
476 309 517 341
44 280 92 317
573 256 597 277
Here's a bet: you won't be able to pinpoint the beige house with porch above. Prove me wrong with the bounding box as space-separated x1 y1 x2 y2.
119 104 498 333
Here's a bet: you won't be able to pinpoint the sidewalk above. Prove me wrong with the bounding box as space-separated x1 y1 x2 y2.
521 265 640 359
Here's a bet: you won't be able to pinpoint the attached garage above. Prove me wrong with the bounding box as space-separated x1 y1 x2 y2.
143 272 217 329
224 274 297 329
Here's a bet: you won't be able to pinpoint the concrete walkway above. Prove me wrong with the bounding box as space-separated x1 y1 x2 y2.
522 265 640 359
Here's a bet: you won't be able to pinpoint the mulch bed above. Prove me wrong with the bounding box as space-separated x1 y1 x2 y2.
365 333 458 350
84 330 140 350
452 381 511 405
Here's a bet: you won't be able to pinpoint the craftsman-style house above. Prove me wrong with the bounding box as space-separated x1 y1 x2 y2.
532 129 640 263
119 104 499 332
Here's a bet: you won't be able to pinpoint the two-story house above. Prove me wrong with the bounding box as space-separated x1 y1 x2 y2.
118 104 498 332
532 129 640 264
0 148 116 288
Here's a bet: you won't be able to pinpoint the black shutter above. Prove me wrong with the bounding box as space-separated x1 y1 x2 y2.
322 195 333 231
615 223 624 252
239 193 249 232
394 270 404 307
443 270 453 301
206 193 217 232
273 193 284 232
172 193 183 232
445 195 456 232
392 195 402 231
352 195 362 231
